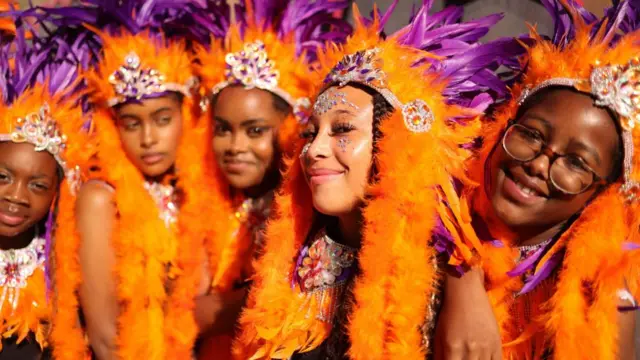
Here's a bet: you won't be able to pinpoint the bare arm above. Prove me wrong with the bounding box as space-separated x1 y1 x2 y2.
195 287 247 335
617 288 637 360
76 182 118 360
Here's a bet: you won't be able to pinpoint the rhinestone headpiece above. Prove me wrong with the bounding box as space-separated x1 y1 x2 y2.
0 103 67 167
210 41 311 123
320 48 435 133
517 58 640 201
108 52 195 107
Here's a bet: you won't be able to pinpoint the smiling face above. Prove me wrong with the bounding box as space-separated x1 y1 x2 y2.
0 142 59 237
114 94 183 178
488 88 622 235
300 85 375 217
212 86 289 191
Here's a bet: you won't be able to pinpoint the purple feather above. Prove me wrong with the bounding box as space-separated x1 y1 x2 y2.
518 250 564 295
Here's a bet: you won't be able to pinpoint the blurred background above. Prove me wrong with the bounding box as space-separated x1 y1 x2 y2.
10 0 638 357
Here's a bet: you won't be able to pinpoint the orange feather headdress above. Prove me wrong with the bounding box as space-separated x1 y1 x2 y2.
40 2 217 359
460 1 640 359
0 1 16 39
235 2 513 359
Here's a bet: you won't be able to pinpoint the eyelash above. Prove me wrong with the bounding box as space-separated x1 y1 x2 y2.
300 122 356 140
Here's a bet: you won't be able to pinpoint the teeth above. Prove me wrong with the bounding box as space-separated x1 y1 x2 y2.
514 179 538 196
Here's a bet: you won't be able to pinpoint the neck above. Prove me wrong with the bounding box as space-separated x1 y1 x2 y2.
144 167 175 184
514 221 567 247
0 227 36 251
331 210 363 249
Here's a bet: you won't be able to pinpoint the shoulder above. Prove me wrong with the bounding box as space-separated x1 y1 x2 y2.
77 181 115 211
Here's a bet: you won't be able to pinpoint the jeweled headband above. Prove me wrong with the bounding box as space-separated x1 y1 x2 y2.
517 58 640 200
0 102 67 168
210 40 312 123
108 51 197 107
319 48 434 133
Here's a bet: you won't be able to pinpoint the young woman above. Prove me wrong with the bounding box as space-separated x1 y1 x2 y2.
192 1 350 357
0 16 89 359
456 1 640 358
235 2 515 359
42 1 216 358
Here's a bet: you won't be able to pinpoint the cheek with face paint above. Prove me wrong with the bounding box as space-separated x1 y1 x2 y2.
302 85 374 218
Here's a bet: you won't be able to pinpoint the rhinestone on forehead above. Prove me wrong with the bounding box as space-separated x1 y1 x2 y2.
4 103 67 168
108 52 194 107
225 40 279 91
313 88 360 116
324 48 386 89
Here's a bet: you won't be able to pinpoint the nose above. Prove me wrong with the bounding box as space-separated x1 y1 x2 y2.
228 132 249 154
306 132 332 161
524 151 551 181
140 123 158 149
4 181 29 208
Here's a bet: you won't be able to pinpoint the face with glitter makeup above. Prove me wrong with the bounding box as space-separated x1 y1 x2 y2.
300 85 373 217
0 142 59 237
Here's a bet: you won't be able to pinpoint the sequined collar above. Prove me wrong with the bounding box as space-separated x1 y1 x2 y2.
0 236 46 312
144 182 178 228
293 229 357 293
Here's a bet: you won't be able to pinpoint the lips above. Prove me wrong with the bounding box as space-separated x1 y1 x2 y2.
0 206 26 227
307 168 344 185
140 152 165 165
223 159 255 173
501 168 547 205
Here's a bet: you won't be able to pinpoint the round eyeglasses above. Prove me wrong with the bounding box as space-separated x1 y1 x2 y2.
501 123 606 195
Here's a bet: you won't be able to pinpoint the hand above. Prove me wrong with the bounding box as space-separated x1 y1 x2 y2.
434 268 502 360
195 288 247 335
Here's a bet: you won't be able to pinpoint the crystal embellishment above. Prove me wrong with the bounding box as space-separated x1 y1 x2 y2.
224 41 279 92
144 182 178 229
0 237 45 290
590 58 640 131
295 230 356 293
402 100 434 133
108 52 194 107
9 103 67 167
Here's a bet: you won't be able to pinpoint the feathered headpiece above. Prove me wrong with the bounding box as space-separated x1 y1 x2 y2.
34 1 217 359
235 2 518 359
462 1 640 359
194 0 351 151
0 8 91 349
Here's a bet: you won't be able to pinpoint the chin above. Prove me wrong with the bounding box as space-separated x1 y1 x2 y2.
139 162 173 178
312 197 357 218
0 226 27 238
225 174 259 190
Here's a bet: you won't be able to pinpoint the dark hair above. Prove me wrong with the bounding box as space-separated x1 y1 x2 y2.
297 84 394 360
514 86 624 183
210 85 292 116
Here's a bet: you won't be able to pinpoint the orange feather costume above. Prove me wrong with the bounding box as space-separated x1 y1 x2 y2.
459 1 640 358
41 2 217 358
235 2 513 359
192 1 350 357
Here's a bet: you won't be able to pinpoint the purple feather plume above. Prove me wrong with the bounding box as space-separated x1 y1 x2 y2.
197 0 351 61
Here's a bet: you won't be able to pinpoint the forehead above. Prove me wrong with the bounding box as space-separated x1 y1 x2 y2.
0 142 58 176
214 86 284 124
115 94 181 117
519 89 619 152
311 85 374 124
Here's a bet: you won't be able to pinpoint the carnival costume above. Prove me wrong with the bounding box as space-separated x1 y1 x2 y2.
459 1 640 358
31 1 217 358
235 1 516 359
0 10 89 354
192 1 351 357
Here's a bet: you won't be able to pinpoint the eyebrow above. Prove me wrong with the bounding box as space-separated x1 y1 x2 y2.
150 107 173 117
330 109 358 118
0 164 51 180
571 141 602 166
521 114 552 132
213 117 267 127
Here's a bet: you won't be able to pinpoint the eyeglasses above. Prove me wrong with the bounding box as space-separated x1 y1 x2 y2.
501 123 606 195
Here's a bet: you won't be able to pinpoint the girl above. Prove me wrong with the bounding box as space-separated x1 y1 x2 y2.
192 1 351 357
0 14 89 359
40 1 217 358
459 0 640 358
235 2 514 359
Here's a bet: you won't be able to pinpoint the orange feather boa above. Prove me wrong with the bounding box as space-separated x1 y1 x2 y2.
234 7 482 359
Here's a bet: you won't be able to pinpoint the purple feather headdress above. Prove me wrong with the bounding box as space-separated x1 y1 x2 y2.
356 0 525 116
196 0 352 60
